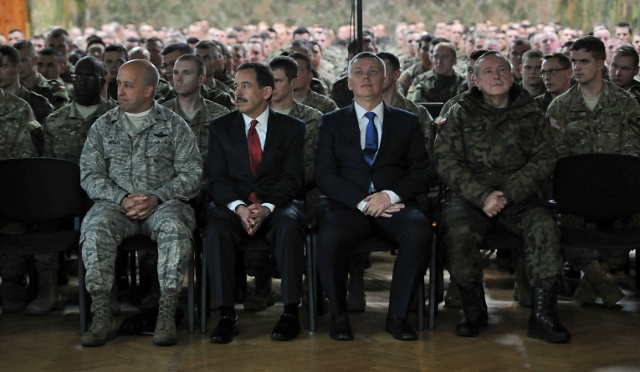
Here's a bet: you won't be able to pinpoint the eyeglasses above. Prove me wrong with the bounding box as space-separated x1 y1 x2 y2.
71 74 101 81
539 67 569 77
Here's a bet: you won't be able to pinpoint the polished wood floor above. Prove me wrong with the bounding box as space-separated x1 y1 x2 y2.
1 252 640 371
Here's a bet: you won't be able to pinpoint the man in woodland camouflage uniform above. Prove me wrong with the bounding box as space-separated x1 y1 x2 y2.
547 36 640 309
433 52 570 344
79 60 202 347
407 42 467 103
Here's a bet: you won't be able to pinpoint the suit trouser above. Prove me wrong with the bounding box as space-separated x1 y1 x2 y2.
204 201 305 307
80 201 195 296
442 195 562 288
315 200 430 318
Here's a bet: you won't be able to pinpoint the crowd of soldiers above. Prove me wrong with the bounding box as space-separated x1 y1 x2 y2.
1 17 640 346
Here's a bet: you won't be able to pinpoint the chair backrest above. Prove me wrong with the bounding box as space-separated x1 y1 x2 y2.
553 154 640 221
419 102 444 119
0 157 86 224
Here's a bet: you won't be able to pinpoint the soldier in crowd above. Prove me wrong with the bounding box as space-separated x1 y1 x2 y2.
509 39 531 84
547 36 640 309
433 51 571 344
609 45 640 104
520 50 545 97
46 28 74 95
0 58 43 314
397 34 433 97
0 45 53 125
43 56 117 163
211 40 236 90
14 40 69 110
37 48 66 87
536 53 573 112
159 43 235 110
103 44 129 101
79 60 202 347
398 30 420 71
193 40 236 98
291 52 338 113
407 42 467 103
308 40 336 91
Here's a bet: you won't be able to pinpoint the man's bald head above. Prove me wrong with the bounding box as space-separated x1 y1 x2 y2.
121 59 159 91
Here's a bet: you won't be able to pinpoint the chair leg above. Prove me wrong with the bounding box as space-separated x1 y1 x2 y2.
188 250 194 333
428 228 438 331
78 251 87 335
417 274 425 331
200 239 207 334
636 248 640 291
307 232 317 332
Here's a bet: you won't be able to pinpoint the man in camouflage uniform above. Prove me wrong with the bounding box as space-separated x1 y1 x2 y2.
407 42 467 104
509 39 532 85
194 40 236 99
14 40 69 110
0 45 53 124
397 34 433 97
291 52 338 114
521 50 546 97
0 84 42 314
535 53 573 113
159 43 235 111
103 44 129 101
547 36 640 308
433 52 571 344
46 28 74 94
79 60 202 347
609 45 640 104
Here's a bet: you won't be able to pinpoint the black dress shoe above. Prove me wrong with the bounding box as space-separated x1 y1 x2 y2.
210 315 239 344
271 314 301 341
330 314 354 341
385 313 417 341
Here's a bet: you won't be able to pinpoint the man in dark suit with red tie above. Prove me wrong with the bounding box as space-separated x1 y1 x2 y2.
205 62 306 343
315 52 431 341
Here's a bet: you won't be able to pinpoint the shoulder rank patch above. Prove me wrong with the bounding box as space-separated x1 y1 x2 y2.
549 117 563 130
434 116 447 126
628 113 640 135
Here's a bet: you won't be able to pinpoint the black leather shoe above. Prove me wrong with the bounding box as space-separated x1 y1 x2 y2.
271 314 301 341
330 313 354 341
385 313 417 341
210 315 239 344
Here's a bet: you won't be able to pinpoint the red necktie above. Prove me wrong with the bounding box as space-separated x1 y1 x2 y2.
247 119 262 204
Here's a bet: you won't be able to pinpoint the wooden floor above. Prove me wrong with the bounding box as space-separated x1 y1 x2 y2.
2 252 640 371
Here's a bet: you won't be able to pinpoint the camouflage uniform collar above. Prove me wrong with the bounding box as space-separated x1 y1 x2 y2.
463 84 536 115
70 98 111 119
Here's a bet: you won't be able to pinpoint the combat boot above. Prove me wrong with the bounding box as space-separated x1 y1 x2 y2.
456 282 488 337
347 268 366 312
243 271 275 311
153 291 179 346
528 278 571 343
81 292 117 347
583 260 624 308
25 269 64 316
513 255 532 307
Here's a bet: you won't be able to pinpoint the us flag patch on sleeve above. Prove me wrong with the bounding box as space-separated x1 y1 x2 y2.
549 117 563 130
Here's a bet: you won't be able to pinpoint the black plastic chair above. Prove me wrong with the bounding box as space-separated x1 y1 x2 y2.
0 158 85 301
553 153 640 289
79 235 196 334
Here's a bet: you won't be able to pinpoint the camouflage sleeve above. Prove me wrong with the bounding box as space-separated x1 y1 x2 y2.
10 106 40 158
79 116 129 204
304 115 320 189
545 99 570 158
396 69 412 96
621 97 640 156
150 116 203 202
432 106 494 209
406 80 424 102
500 114 557 205
42 115 56 158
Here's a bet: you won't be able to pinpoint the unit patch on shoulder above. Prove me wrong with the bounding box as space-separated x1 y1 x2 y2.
434 116 447 126
629 113 640 136
549 117 563 130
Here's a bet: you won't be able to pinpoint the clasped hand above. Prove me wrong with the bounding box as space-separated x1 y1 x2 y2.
236 204 270 235
121 193 159 220
482 190 507 218
363 192 404 218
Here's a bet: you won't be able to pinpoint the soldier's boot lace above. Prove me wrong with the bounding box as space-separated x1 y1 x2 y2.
528 278 571 343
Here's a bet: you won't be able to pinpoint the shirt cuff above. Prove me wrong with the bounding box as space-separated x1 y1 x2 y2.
261 203 275 213
228 200 246 212
381 190 401 204
357 200 367 212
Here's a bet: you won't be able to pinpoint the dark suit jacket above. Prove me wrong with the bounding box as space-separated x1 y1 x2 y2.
207 109 305 207
315 103 430 209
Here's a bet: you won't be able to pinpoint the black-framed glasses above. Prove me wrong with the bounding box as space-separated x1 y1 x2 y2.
539 67 569 77
71 74 101 82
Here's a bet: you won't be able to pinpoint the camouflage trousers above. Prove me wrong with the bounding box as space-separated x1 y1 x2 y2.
442 194 562 287
560 213 640 271
80 201 195 296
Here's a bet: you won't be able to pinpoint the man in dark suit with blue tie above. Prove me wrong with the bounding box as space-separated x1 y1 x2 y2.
205 62 306 343
315 52 431 341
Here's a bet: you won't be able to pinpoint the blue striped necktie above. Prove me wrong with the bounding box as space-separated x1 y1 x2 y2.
363 111 378 167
